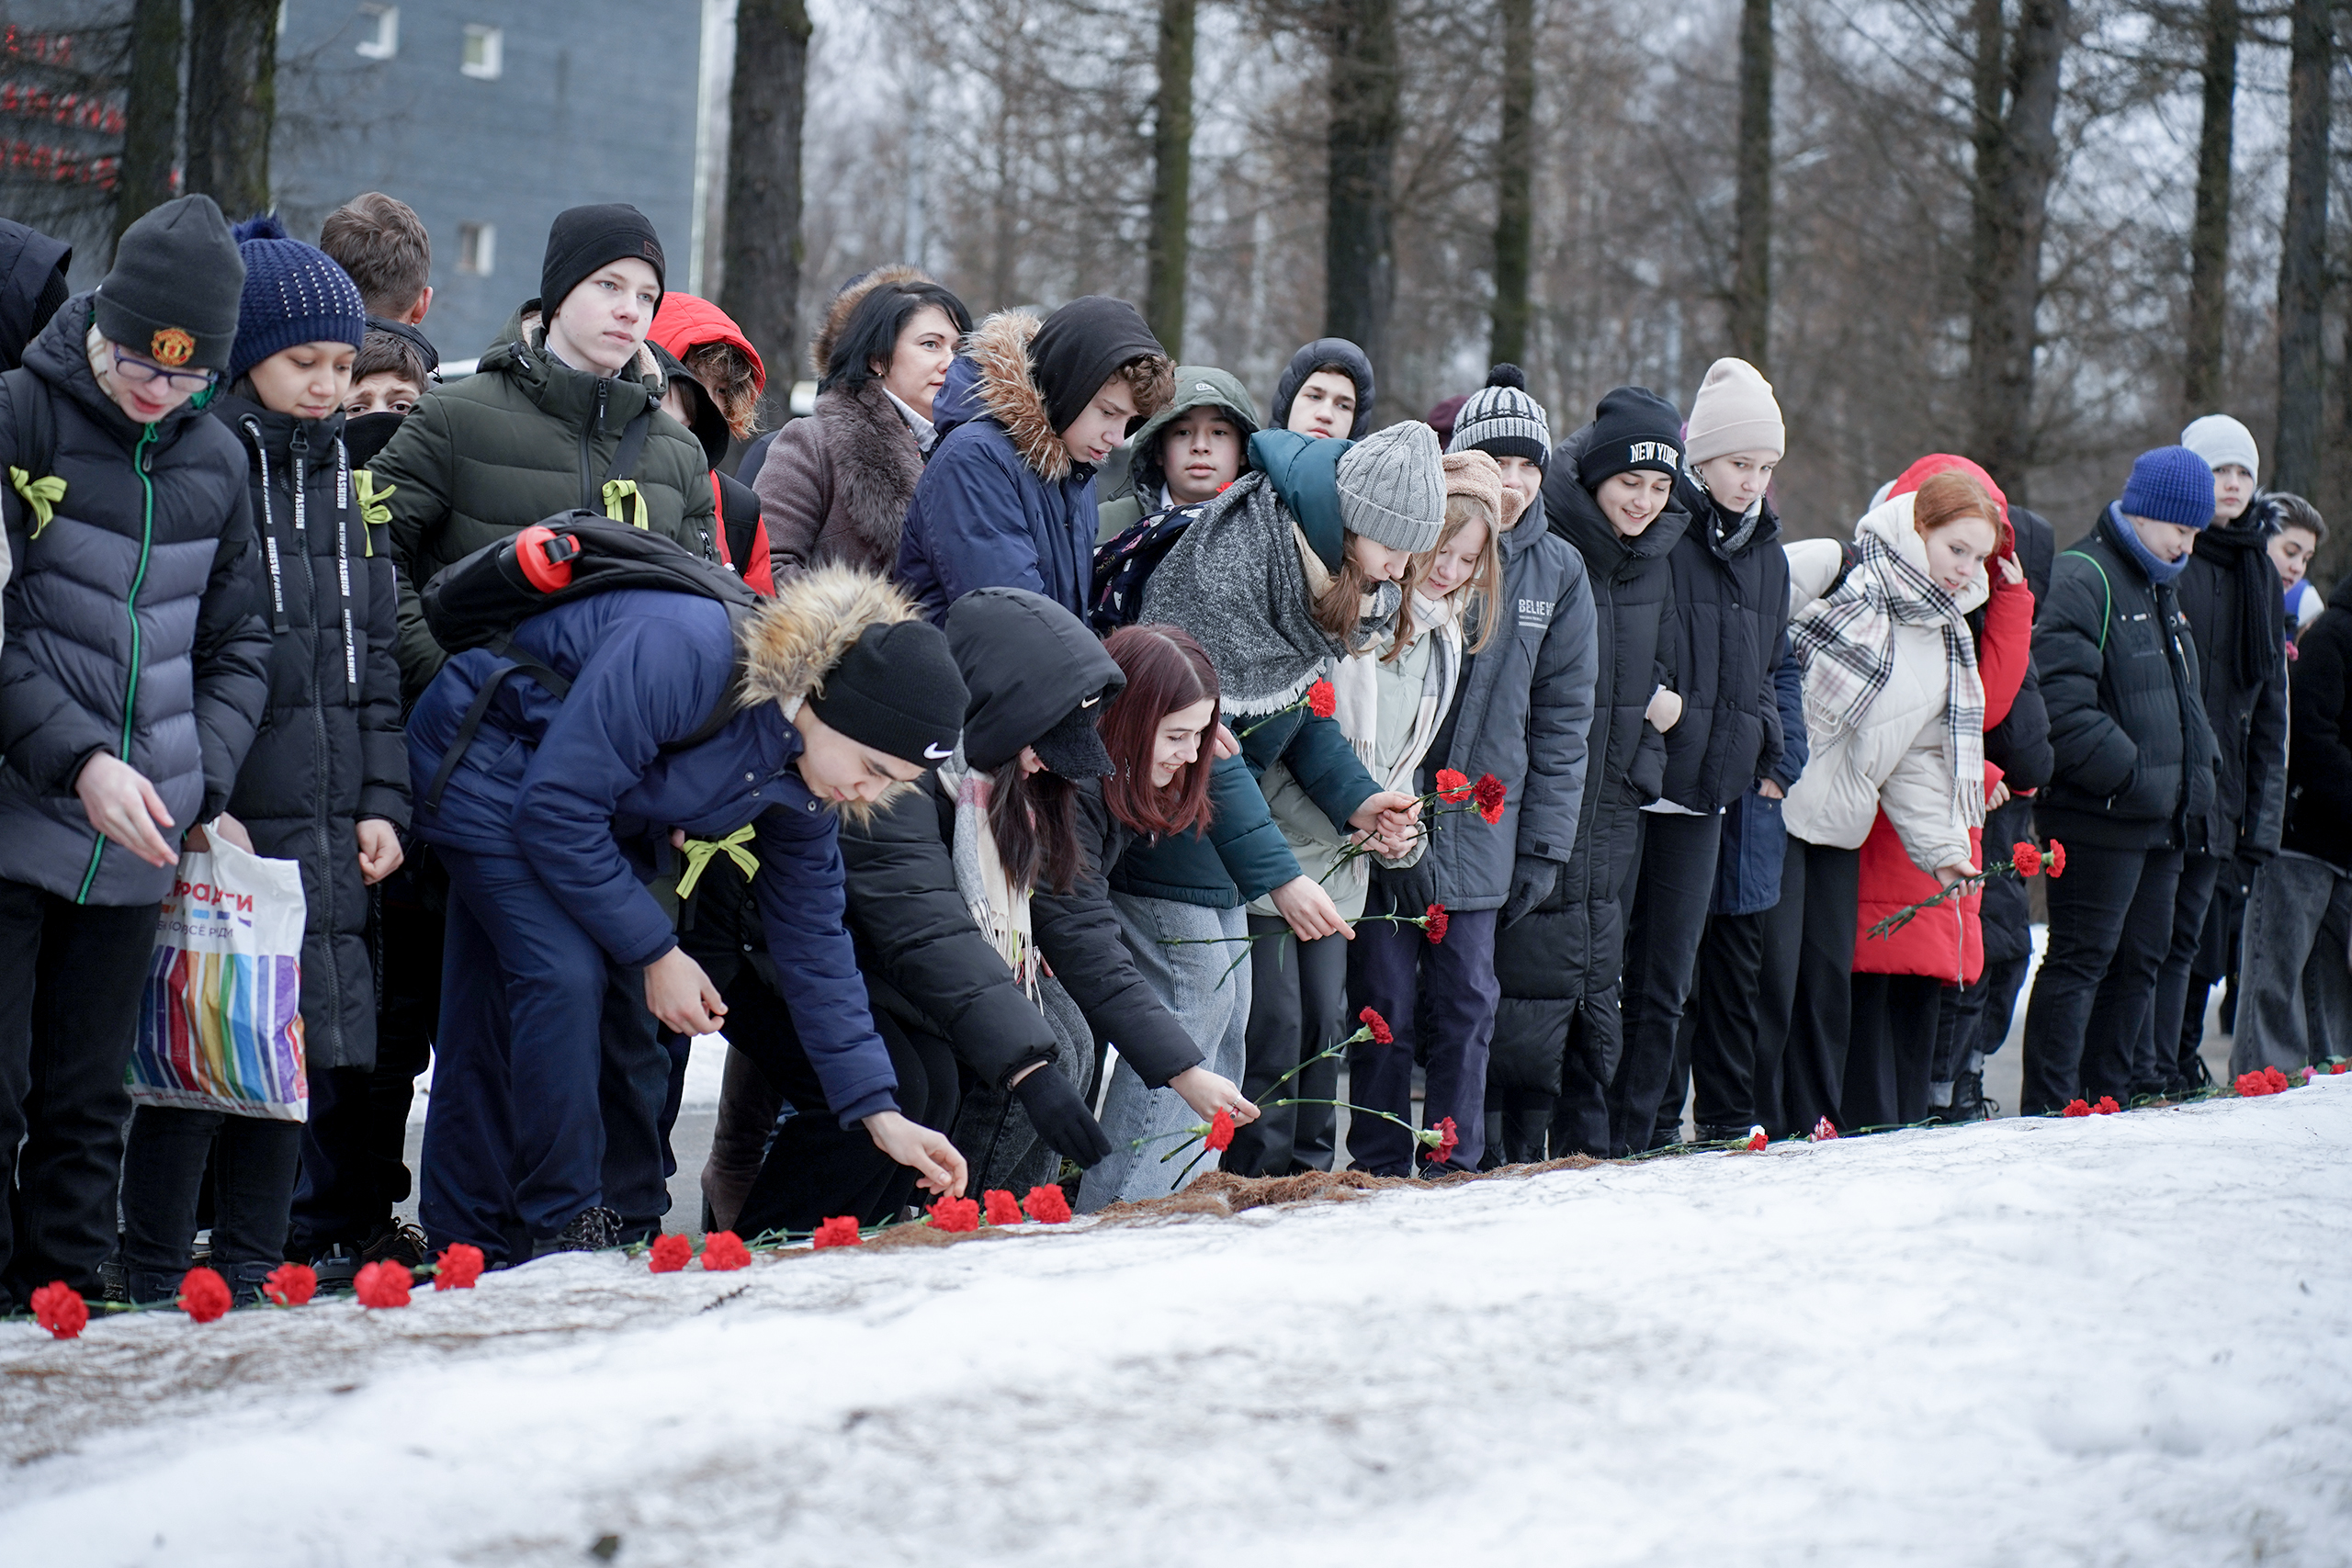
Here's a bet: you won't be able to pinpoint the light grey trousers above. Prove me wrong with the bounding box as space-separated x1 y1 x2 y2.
2231 851 2352 1075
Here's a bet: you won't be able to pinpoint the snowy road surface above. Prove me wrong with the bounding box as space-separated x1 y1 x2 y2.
6 1078 2349 1566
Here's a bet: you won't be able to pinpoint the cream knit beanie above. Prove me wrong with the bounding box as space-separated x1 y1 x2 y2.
1683 357 1785 466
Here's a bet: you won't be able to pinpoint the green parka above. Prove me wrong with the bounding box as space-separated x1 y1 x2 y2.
370 323 718 699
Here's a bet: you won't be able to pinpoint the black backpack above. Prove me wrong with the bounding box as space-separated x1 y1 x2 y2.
1088 502 1200 634
417 513 760 813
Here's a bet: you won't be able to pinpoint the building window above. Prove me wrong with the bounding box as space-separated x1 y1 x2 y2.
457 222 495 276
460 24 503 79
355 5 399 60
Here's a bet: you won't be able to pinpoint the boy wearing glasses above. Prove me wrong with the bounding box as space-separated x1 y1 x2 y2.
0 193 272 1312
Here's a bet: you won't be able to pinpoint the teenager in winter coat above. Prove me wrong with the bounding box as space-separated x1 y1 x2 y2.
1612 359 1791 1149
116 224 406 1303
1842 461 2030 1130
897 299 1171 624
1345 451 1503 1175
2272 499 2326 644
1272 337 1376 440
2019 447 2221 1114
1139 424 1431 1175
1777 471 2002 1134
754 267 970 580
371 204 719 701
2236 557 2352 1073
650 294 773 593
1094 367 1259 542
2156 414 2287 1094
1492 388 1688 1160
0 196 271 1309
407 566 970 1261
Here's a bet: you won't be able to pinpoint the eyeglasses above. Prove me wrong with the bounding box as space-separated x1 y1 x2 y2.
110 347 219 394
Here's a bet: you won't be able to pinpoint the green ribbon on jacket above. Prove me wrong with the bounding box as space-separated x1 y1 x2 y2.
355 468 394 529
673 824 758 900
9 467 64 536
603 478 647 528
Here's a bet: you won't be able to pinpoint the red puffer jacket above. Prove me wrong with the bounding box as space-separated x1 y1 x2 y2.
1850 455 2033 983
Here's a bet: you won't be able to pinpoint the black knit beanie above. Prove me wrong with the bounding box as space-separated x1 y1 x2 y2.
806 619 967 770
1578 386 1685 491
96 194 244 373
1028 296 1164 435
540 203 666 322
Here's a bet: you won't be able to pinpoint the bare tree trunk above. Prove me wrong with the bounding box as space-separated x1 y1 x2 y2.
115 0 185 246
720 0 812 403
184 0 275 220
2275 0 2332 496
1965 0 2069 502
1326 0 1399 378
1489 0 1535 367
1728 0 1773 370
1147 0 1197 357
2183 0 2238 415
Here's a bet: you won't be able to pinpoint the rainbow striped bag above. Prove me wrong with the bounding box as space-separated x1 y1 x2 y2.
128 833 309 1121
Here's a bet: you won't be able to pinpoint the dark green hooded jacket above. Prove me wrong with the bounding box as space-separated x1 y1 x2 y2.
1094 365 1261 543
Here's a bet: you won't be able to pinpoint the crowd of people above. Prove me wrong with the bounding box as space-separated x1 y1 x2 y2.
0 188 2339 1314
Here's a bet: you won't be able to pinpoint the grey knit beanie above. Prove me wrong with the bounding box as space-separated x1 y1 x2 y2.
1336 420 1444 553
1446 365 1552 468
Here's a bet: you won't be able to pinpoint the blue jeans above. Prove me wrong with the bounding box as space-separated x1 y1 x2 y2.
1347 903 1500 1174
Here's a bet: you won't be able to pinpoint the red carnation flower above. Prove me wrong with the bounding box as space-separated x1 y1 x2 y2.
1423 903 1449 944
263 1262 317 1307
701 1231 752 1270
1434 769 1472 803
984 1189 1023 1226
811 1216 863 1248
1359 1005 1393 1045
1307 679 1337 718
2263 1066 2290 1093
31 1280 86 1340
2062 1099 2091 1117
1204 1109 1236 1152
2092 1096 2120 1115
2334 1062 2350 1076
649 1233 693 1272
354 1259 412 1309
2011 840 2042 877
1745 1129 1769 1152
2047 841 2066 878
179 1266 232 1323
1473 773 1508 825
2235 1070 2270 1097
927 1197 980 1234
1423 1116 1460 1167
433 1243 484 1292
1023 1185 1073 1224
1809 1117 1839 1142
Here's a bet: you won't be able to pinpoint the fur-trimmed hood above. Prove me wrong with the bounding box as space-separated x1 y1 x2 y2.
808 263 933 379
740 561 920 710
934 309 1069 484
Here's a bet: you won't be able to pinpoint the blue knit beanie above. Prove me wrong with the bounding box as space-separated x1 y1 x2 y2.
2118 446 2216 531
228 215 368 383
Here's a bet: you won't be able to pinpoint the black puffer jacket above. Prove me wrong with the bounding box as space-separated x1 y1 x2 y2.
0 297 270 906
2034 505 2218 852
213 394 409 1070
1490 450 1685 1096
2281 573 2352 869
0 218 70 370
2173 513 2288 860
1658 477 1788 810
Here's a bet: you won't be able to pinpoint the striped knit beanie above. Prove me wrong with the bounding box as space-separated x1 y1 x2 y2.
1447 364 1552 468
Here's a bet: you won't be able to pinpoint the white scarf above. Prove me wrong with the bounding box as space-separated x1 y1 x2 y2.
939 751 1038 997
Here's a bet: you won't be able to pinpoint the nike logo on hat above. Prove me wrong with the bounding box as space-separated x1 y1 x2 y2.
925 742 954 761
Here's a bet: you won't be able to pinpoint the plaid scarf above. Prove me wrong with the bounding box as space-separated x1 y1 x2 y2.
1790 519 1985 829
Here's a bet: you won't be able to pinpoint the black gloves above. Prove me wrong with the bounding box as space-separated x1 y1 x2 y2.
1012 1062 1113 1168
1500 857 1559 928
1374 855 1438 919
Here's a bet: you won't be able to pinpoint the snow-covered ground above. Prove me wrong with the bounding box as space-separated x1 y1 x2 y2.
8 1077 2348 1567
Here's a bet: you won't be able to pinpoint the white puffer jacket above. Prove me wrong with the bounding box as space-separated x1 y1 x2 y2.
1781 497 1986 871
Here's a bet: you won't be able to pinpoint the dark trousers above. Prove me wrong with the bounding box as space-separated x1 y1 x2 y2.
599 975 673 1235
2177 868 2245 1082
1686 909 1769 1134
1611 811 1723 1154
423 848 646 1264
730 977 959 1235
2145 849 2223 1095
2020 842 2184 1114
0 881 161 1308
289 869 439 1257
1347 905 1498 1174
119 1107 301 1303
1549 996 1620 1158
1781 839 1860 1134
1227 918 1349 1177
1843 974 1943 1128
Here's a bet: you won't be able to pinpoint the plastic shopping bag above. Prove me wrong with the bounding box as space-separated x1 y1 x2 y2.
128 830 309 1121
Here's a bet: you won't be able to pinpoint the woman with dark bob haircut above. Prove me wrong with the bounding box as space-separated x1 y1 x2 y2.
752 266 974 580
1078 625 1271 1208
